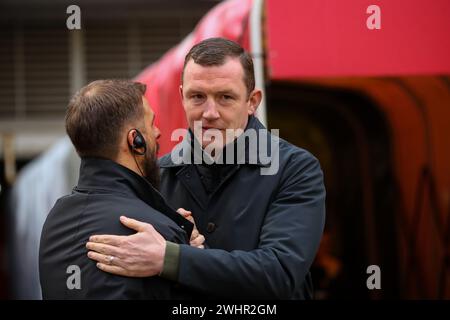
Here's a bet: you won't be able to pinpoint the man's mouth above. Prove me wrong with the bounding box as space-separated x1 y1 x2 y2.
202 126 221 131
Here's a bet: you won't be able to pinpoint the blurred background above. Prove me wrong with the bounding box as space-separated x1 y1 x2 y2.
0 0 449 299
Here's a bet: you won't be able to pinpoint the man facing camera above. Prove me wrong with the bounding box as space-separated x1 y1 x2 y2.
39 79 200 299
86 38 326 299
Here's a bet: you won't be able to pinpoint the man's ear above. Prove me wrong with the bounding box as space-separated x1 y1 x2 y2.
127 129 136 150
247 89 262 115
179 85 184 102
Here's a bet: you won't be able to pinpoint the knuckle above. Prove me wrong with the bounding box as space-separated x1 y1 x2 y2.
121 238 133 249
122 256 132 266
116 249 125 260
129 264 138 272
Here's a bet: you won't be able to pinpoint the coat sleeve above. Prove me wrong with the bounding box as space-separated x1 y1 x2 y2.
177 151 326 299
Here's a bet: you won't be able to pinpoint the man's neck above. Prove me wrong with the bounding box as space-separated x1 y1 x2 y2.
114 154 143 177
191 116 254 162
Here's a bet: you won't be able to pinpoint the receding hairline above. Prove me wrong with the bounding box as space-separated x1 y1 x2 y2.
183 55 244 74
181 56 249 91
181 38 255 95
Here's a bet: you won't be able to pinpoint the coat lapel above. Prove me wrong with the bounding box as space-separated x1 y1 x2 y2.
176 165 209 210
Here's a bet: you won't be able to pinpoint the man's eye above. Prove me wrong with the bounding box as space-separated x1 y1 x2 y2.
222 95 233 100
190 94 205 103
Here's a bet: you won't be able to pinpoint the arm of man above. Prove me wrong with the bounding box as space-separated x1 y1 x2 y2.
87 210 205 278
87 153 325 299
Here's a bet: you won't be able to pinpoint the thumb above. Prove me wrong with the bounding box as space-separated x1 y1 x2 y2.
177 208 192 217
120 215 148 232
177 208 194 224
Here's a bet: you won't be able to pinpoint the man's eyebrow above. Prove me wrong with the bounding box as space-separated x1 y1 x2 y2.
184 88 203 94
216 90 236 95
184 88 237 96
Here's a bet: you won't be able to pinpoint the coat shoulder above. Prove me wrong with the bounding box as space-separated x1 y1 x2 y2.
158 152 181 169
158 153 172 166
278 137 321 168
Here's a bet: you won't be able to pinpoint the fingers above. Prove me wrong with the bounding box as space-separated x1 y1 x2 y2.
89 234 125 246
177 208 194 223
86 241 123 258
120 216 149 232
87 251 129 268
185 215 195 224
88 251 115 265
87 251 108 264
176 208 191 217
96 263 130 277
190 228 199 241
190 234 205 248
86 220 165 278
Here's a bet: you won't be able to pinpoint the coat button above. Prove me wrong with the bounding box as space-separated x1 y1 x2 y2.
206 222 216 233
185 173 191 179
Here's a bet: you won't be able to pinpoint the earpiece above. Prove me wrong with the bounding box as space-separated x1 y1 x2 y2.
129 129 147 155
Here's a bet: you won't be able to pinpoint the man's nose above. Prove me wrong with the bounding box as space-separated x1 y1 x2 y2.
202 100 220 120
154 126 161 139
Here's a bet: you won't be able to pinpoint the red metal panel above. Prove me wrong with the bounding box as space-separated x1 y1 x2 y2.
266 0 450 78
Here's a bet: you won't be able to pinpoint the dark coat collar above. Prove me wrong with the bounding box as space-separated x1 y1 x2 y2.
76 157 193 235
160 116 274 168
77 157 157 200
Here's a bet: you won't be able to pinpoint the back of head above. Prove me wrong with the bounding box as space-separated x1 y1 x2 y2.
65 79 146 159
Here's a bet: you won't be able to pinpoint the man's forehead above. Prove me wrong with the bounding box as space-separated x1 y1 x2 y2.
142 96 154 116
183 58 245 91
184 57 244 80
184 78 239 92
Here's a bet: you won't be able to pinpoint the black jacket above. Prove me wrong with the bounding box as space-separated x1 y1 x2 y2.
39 157 193 299
159 116 326 299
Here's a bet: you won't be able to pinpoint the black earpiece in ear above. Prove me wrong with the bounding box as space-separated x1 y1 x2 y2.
130 129 147 155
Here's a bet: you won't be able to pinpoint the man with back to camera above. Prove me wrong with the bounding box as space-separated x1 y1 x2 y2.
86 38 326 299
39 79 204 299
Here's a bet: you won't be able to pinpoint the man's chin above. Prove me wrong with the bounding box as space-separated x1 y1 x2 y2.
202 141 225 151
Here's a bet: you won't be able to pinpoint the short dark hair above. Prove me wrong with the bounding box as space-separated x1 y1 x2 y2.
182 37 255 95
65 79 146 159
